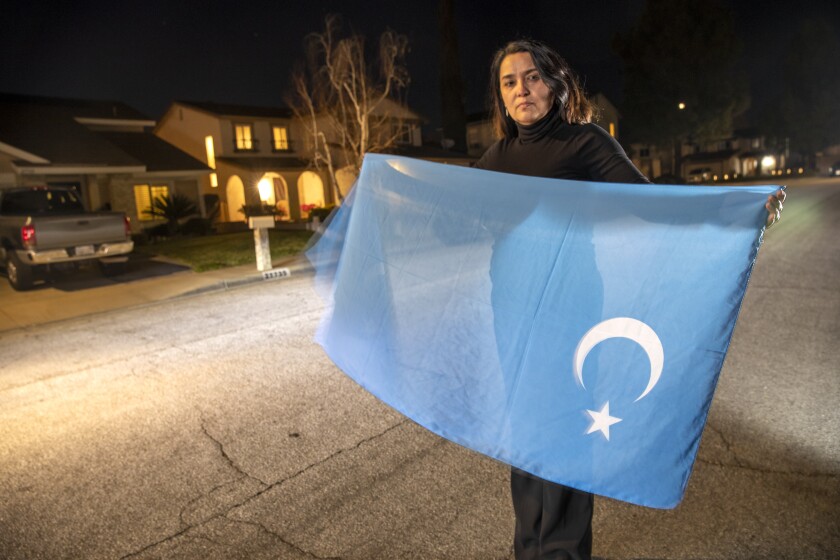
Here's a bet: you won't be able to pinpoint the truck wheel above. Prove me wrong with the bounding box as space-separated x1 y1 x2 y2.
6 252 34 291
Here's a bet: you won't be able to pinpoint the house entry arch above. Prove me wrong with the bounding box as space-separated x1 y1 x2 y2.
297 171 325 218
258 172 290 220
225 175 246 222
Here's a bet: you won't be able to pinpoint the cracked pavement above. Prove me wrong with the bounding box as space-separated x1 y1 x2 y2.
1 182 839 559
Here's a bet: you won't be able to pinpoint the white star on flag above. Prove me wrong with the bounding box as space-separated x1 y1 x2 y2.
586 401 622 441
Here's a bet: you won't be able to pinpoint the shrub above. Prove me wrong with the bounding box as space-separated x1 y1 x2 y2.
144 193 199 235
180 217 215 236
239 203 287 219
309 205 336 222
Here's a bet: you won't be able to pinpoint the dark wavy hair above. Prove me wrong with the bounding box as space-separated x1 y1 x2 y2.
489 39 593 138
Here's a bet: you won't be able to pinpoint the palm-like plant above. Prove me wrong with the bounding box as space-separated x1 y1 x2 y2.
144 193 198 235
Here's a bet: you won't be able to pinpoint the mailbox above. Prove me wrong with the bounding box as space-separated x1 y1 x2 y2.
248 216 275 229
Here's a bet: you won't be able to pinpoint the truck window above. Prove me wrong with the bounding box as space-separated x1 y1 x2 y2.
0 189 85 215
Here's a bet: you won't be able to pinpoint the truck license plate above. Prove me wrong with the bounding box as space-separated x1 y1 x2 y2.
75 245 95 256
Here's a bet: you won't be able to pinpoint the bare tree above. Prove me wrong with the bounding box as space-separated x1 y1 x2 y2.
290 15 410 203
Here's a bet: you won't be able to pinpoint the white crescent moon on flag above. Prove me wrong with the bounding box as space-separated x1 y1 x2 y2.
573 317 664 402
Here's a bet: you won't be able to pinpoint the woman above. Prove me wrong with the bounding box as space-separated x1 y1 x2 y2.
474 39 785 560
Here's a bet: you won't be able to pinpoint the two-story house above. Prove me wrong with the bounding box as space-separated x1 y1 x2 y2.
155 99 429 225
155 100 321 225
631 128 781 183
0 93 209 232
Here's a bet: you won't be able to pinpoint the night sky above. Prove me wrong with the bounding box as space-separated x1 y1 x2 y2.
1 0 838 138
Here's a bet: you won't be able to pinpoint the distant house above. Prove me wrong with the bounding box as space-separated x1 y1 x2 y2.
590 93 620 140
0 93 209 232
465 93 622 159
627 143 666 179
466 111 495 158
685 130 775 180
632 129 781 182
155 100 315 224
815 144 840 175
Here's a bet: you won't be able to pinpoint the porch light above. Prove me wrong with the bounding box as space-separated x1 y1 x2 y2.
257 178 273 202
678 102 686 110
761 155 776 169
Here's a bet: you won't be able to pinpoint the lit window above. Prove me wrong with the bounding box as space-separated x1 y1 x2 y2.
134 184 169 221
205 136 218 188
609 122 616 137
234 124 255 151
205 136 216 168
272 126 289 151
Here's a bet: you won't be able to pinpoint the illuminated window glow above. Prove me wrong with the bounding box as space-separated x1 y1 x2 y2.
272 126 289 151
133 184 169 221
235 124 255 151
609 122 616 137
205 136 216 168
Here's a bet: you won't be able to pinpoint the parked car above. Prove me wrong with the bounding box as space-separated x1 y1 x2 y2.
0 186 133 290
829 161 840 176
686 168 713 183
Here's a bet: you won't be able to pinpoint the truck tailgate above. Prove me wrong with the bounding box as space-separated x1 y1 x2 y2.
33 213 127 249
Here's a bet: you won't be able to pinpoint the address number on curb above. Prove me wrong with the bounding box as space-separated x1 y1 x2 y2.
262 267 291 280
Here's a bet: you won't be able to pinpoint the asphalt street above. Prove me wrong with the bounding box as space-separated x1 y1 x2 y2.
0 179 838 559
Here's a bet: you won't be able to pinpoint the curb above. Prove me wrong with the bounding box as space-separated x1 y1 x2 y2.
176 256 315 299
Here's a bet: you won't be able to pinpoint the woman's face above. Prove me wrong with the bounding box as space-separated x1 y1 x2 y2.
499 51 554 126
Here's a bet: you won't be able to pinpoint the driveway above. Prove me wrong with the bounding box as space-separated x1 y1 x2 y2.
0 253 285 332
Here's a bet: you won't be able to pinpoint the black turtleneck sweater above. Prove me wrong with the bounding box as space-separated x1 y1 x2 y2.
475 107 650 184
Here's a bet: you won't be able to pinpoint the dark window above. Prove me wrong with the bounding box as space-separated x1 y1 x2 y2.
0 189 84 215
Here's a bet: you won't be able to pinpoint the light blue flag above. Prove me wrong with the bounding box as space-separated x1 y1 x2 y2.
307 154 779 509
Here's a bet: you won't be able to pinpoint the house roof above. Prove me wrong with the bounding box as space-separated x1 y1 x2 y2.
0 92 152 121
0 92 208 174
216 156 310 171
0 100 145 166
683 149 739 163
175 100 294 119
99 132 209 172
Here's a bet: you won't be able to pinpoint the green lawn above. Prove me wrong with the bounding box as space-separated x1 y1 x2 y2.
133 230 315 272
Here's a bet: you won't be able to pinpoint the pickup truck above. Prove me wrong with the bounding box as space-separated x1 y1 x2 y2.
0 186 134 290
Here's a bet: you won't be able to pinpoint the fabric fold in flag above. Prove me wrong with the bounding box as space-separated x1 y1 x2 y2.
306 154 780 509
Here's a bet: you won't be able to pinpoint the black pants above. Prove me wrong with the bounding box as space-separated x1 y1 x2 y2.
511 468 593 560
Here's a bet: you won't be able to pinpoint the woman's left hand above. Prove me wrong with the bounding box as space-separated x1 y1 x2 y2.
765 189 786 228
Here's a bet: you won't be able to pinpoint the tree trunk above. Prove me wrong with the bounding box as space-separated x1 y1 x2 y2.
439 0 466 152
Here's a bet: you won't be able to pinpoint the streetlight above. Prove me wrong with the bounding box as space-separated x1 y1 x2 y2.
761 155 776 175
673 102 687 180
